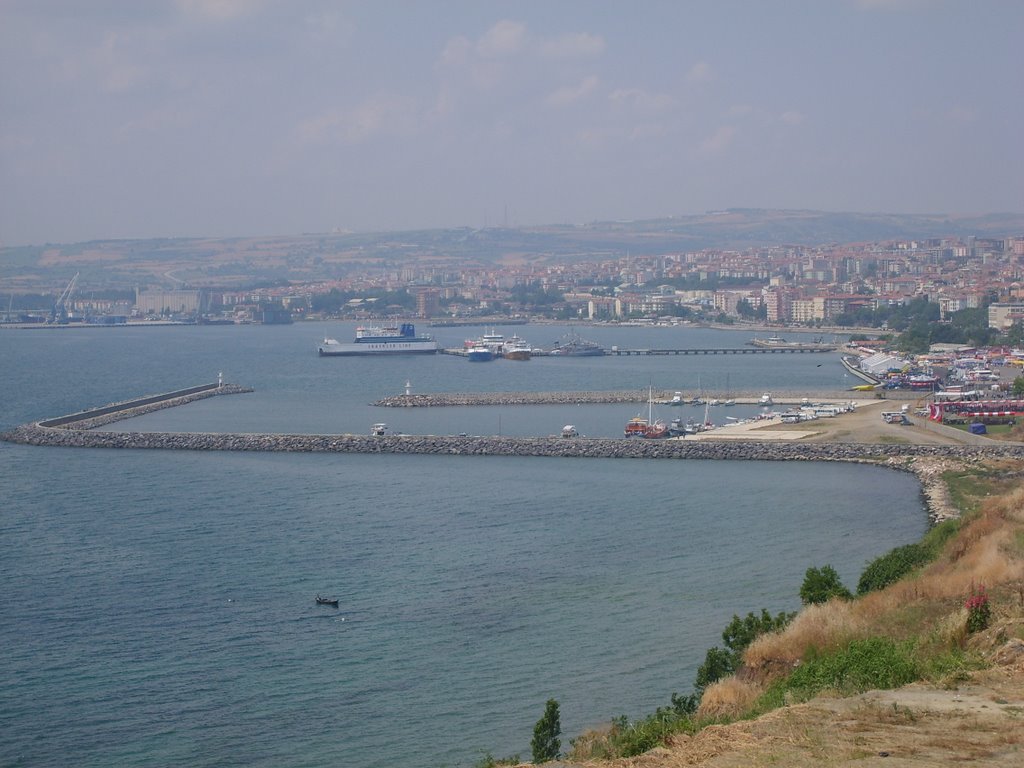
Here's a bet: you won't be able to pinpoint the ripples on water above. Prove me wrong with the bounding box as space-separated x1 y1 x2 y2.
0 323 926 767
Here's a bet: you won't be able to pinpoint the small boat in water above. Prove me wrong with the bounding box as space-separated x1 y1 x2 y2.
315 595 339 607
560 424 579 438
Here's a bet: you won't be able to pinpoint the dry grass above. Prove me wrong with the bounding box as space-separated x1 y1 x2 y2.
744 600 868 677
695 678 761 719
531 466 1024 768
683 469 1024 725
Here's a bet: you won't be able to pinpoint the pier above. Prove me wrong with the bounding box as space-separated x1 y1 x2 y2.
441 345 836 356
605 345 835 355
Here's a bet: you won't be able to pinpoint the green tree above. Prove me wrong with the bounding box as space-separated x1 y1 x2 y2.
694 609 795 690
694 646 735 690
1012 376 1024 397
531 699 561 763
800 565 853 605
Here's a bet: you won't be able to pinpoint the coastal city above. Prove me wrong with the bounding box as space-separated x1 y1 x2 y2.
5 1 1024 766
5 229 1024 336
6 223 1024 445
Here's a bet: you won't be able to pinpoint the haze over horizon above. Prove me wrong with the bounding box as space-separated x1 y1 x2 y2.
2 0 1022 248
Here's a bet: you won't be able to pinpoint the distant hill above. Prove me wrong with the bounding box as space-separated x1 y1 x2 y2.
3 209 1022 292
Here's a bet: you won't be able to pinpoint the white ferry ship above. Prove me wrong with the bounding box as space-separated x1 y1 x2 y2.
318 323 439 356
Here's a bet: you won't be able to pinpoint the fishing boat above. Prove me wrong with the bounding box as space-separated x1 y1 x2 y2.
315 595 339 607
466 345 494 362
501 335 532 360
464 329 505 351
370 423 389 436
667 391 684 406
624 413 650 437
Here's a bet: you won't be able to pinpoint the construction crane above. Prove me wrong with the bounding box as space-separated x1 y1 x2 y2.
50 272 79 324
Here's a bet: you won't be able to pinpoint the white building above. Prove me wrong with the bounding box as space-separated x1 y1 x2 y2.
988 302 1024 330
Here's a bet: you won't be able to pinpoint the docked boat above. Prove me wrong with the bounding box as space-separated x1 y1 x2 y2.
548 331 604 356
466 345 495 362
669 417 699 436
318 323 439 356
501 335 532 360
750 335 837 351
315 595 339 607
759 392 774 406
370 423 389 436
560 424 579 438
625 387 669 438
667 391 684 406
624 414 650 437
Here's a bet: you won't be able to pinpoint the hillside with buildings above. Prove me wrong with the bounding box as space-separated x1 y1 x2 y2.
2 209 1023 329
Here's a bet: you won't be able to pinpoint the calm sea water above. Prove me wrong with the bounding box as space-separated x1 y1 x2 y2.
0 322 926 767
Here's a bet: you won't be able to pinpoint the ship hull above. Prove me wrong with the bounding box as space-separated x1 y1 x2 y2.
319 341 438 356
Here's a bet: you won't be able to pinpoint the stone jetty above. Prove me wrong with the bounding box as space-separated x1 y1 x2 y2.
6 421 1024 463
35 382 253 431
374 390 654 407
373 390 883 407
5 381 1020 523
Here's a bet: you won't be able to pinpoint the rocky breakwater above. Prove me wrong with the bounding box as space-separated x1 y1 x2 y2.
376 390 660 407
39 382 255 430
375 390 880 407
5 427 1024 466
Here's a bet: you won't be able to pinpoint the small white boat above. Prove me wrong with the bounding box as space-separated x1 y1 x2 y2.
560 425 579 438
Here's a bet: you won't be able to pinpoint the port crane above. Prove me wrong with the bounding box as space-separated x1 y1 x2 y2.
50 272 79 324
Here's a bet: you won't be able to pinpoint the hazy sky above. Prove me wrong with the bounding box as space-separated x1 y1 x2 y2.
2 0 1022 246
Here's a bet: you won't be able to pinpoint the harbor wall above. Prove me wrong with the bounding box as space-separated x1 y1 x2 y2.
374 390 889 407
5 423 1023 463
37 383 253 429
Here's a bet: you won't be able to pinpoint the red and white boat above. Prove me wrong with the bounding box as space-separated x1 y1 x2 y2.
625 387 669 438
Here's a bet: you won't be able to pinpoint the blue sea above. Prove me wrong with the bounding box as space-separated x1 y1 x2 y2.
0 322 927 767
